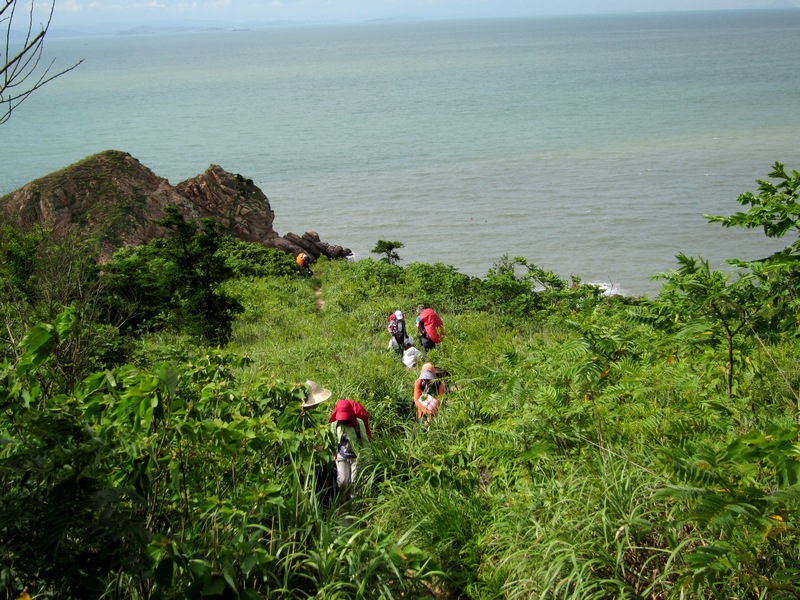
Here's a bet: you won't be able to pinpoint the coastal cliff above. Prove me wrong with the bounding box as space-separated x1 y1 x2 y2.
0 150 351 261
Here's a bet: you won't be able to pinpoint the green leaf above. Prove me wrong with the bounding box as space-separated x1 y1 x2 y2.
157 365 180 395
772 568 800 583
153 556 174 588
781 458 800 487
18 324 55 374
202 575 227 596
54 304 78 338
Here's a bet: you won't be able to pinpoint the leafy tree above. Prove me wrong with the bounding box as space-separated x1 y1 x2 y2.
403 261 476 314
104 207 243 346
0 225 119 390
1 0 82 124
706 162 800 334
150 207 243 345
706 162 800 255
0 224 46 356
473 256 603 320
0 222 45 301
371 239 403 265
655 254 763 397
476 255 540 318
156 209 243 345
101 240 179 335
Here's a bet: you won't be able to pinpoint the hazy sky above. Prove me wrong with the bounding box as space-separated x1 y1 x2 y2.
50 0 798 27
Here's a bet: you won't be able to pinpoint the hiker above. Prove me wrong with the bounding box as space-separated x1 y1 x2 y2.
413 362 446 425
387 309 407 355
301 380 332 427
296 251 314 278
302 381 335 504
402 337 423 370
416 306 445 356
329 399 372 497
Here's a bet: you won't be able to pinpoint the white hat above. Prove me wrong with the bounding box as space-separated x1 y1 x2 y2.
303 380 332 408
395 310 404 319
419 364 436 380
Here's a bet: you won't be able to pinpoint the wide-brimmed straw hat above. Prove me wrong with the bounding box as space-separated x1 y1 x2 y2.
303 380 332 408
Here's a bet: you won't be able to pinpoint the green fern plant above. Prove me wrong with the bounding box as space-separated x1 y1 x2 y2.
658 424 800 597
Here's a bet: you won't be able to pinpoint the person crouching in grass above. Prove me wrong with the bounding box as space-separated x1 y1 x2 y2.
413 362 446 428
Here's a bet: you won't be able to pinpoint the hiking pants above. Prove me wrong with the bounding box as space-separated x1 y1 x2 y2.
335 454 357 487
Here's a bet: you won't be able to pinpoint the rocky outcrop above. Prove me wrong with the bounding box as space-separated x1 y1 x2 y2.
0 150 351 261
284 231 350 260
174 165 279 246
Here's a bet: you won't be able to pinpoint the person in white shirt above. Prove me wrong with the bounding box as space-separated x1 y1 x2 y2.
402 337 423 369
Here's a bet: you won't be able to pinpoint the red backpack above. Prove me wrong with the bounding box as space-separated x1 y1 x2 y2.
329 399 372 439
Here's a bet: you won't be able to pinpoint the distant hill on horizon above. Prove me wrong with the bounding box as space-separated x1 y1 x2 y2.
40 6 800 39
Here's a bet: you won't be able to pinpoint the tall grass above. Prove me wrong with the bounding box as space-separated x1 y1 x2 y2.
8 252 800 598
215 257 800 597
222 257 800 598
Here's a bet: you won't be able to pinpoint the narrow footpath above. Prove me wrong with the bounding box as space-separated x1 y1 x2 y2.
314 286 325 311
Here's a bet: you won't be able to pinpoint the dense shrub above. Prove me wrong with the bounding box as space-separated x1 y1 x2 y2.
102 208 243 345
218 237 299 279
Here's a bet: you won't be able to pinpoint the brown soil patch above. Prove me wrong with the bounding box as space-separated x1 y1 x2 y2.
314 287 325 310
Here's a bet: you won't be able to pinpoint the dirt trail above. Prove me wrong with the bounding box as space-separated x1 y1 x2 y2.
314 287 325 310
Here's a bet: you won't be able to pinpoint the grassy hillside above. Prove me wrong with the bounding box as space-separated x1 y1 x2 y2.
3 170 800 597
222 257 800 598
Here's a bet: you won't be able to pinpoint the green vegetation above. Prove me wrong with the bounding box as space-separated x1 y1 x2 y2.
371 240 404 265
2 168 800 599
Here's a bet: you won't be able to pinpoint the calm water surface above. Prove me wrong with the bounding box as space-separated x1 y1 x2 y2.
3 10 800 295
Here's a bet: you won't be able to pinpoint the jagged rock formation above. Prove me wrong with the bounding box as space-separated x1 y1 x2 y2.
0 150 351 261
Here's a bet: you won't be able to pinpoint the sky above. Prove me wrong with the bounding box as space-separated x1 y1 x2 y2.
48 0 799 28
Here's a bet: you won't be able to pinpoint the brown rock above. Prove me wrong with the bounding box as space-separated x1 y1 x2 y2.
0 149 352 262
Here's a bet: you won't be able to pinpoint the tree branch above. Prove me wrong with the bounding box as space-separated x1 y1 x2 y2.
1 0 82 124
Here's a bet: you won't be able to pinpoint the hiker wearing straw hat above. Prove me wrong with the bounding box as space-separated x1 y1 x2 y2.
301 380 332 428
300 379 331 429
303 380 332 410
302 381 336 504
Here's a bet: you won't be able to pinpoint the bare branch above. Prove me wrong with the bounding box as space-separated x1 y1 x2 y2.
1 0 82 124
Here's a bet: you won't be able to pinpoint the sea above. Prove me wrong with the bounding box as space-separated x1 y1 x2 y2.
3 10 800 296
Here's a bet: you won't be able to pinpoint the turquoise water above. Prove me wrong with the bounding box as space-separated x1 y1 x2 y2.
3 10 800 295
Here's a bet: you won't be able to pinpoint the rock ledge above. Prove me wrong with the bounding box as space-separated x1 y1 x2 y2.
0 150 351 261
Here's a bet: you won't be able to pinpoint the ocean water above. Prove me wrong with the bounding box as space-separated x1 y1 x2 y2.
3 10 800 295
